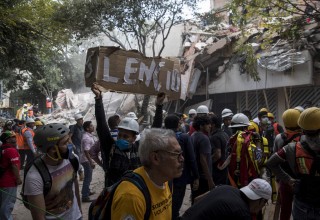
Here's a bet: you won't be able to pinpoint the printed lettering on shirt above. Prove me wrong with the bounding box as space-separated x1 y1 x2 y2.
152 193 172 216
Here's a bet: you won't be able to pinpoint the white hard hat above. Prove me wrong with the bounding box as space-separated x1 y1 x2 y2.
229 113 251 127
196 105 209 114
126 112 138 120
26 118 35 124
188 109 197 115
74 114 83 121
221 108 233 118
118 117 139 134
294 106 305 113
23 104 28 107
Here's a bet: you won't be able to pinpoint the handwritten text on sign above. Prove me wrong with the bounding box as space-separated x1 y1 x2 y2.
84 47 181 100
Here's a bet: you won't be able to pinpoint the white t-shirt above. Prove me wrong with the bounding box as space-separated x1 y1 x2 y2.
24 159 82 220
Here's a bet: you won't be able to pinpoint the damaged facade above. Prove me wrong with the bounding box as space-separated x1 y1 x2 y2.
177 9 320 126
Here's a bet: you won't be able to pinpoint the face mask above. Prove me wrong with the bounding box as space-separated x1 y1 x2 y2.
261 117 269 125
115 139 130 151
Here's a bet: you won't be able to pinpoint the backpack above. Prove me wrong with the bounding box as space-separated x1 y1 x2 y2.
21 155 79 210
281 132 301 147
88 171 151 220
228 130 259 187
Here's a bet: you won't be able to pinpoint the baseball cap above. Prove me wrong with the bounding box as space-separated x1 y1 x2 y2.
240 178 272 200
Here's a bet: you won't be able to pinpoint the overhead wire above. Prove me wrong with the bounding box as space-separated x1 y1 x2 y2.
0 188 63 219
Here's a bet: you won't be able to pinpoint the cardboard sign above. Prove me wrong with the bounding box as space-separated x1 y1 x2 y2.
84 46 181 100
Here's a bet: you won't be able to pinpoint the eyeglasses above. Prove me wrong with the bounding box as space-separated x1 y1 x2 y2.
155 150 183 160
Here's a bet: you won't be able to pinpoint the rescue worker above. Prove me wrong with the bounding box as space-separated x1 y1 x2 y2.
21 118 37 167
268 112 284 137
221 108 233 137
272 109 303 220
189 105 209 136
228 113 270 220
13 119 26 169
34 120 43 130
22 104 28 120
185 109 197 133
46 97 52 114
267 107 320 220
228 113 269 188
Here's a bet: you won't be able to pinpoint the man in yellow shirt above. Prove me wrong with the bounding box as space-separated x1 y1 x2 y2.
111 128 184 219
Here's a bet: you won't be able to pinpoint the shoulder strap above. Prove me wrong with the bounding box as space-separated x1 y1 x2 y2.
122 172 151 220
33 157 52 197
69 156 79 172
21 127 27 135
283 133 301 146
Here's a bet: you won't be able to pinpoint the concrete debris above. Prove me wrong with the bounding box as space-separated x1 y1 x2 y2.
257 49 306 72
195 42 207 50
40 89 156 128
206 38 227 54
56 89 78 109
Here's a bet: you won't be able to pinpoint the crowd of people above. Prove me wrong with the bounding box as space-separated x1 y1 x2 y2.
0 84 319 220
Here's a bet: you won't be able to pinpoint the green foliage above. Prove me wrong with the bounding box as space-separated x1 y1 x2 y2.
237 44 260 81
0 0 83 99
195 9 224 31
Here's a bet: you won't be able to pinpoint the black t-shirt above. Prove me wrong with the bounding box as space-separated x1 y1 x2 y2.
191 131 212 179
210 129 229 185
182 185 251 220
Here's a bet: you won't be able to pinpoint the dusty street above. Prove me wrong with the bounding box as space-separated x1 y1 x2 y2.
13 165 278 220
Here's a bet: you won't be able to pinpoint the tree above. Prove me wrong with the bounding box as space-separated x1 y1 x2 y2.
55 0 199 119
1 0 85 100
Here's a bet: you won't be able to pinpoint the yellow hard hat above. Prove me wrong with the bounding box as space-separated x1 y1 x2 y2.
297 107 320 131
282 109 301 129
260 108 268 112
267 112 274 119
35 121 43 126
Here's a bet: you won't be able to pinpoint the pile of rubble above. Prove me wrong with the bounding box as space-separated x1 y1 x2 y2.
41 89 157 128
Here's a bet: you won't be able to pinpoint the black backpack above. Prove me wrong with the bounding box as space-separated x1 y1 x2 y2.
88 171 151 220
21 155 79 210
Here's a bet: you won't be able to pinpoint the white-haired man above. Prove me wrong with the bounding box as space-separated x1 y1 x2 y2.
111 128 184 219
